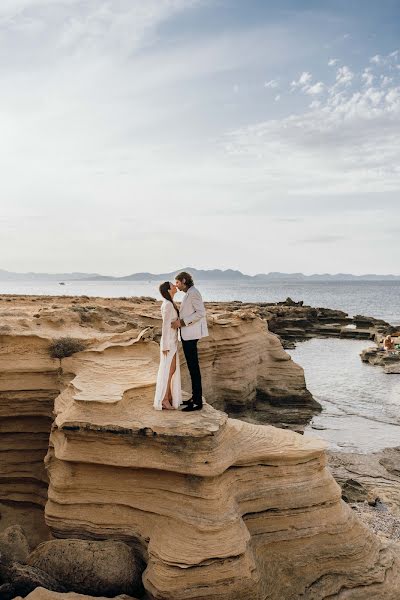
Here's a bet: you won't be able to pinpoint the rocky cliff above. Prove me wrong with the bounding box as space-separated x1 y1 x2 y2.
46 331 400 599
0 294 317 548
1 295 400 599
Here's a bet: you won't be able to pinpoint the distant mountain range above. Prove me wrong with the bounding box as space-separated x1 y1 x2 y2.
1 267 400 282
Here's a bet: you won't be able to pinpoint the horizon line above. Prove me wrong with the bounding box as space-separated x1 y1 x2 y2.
1 266 400 278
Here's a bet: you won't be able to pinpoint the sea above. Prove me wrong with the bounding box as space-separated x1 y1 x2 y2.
2 279 400 453
2 279 400 324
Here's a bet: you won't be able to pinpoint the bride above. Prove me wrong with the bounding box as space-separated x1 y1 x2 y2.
153 281 182 410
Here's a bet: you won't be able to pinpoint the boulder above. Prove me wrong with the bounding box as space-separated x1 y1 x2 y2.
27 539 143 598
0 561 65 600
0 525 30 564
341 478 369 503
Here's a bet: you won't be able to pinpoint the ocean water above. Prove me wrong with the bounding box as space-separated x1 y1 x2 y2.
1 279 400 324
2 278 399 452
290 339 400 453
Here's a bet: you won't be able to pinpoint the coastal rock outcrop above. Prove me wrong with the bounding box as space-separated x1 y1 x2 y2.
1 295 400 598
329 447 400 517
43 330 400 599
361 346 400 373
182 309 319 428
209 298 392 347
0 331 59 548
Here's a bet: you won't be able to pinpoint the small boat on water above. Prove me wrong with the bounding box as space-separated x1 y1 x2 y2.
59 282 66 285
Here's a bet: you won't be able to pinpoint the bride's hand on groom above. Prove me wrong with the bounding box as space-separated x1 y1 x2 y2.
162 350 169 356
171 319 181 330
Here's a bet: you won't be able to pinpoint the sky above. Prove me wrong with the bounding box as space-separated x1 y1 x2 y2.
1 0 400 276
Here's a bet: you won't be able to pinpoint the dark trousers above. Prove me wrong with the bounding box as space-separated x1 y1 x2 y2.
182 339 202 404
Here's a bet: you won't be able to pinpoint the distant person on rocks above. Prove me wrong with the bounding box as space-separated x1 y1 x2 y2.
383 335 395 353
172 271 208 412
153 281 182 411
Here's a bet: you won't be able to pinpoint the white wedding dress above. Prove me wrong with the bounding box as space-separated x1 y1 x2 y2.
153 299 182 410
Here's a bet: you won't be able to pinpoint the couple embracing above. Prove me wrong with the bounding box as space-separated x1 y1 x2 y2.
153 271 208 412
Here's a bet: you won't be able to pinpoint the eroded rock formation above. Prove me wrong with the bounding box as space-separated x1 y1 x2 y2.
1 295 400 598
13 589 138 600
209 299 392 348
0 333 59 548
329 447 400 517
44 332 400 599
181 308 319 428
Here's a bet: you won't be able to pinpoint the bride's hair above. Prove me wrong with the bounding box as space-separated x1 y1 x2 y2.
159 281 179 315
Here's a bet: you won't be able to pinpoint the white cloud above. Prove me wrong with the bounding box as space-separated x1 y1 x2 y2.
370 50 400 68
0 1 399 275
264 79 279 89
335 65 354 86
371 54 382 65
361 68 374 86
305 82 325 95
223 58 400 199
381 75 393 86
291 71 312 88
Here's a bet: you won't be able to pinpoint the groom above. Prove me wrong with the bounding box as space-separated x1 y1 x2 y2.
172 271 208 412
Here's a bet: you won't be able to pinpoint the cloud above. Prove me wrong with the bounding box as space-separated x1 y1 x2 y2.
291 71 312 88
274 217 303 223
335 65 354 86
370 54 382 65
305 82 324 95
0 1 399 275
294 234 347 245
361 68 374 86
223 55 400 199
291 73 324 97
264 79 279 89
370 50 399 67
381 75 393 86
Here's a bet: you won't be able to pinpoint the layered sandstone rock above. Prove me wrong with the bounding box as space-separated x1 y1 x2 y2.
0 295 319 433
0 332 60 547
0 294 317 552
2 295 400 599
329 447 400 517
212 299 392 347
12 588 138 600
181 309 319 428
43 331 400 599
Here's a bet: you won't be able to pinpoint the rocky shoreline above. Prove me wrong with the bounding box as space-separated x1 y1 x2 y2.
0 294 399 599
361 345 400 373
206 296 393 348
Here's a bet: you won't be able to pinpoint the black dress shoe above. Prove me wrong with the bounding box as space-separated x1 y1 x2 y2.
182 398 194 406
182 403 203 412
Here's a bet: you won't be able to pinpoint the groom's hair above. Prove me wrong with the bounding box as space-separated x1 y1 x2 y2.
175 271 194 288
